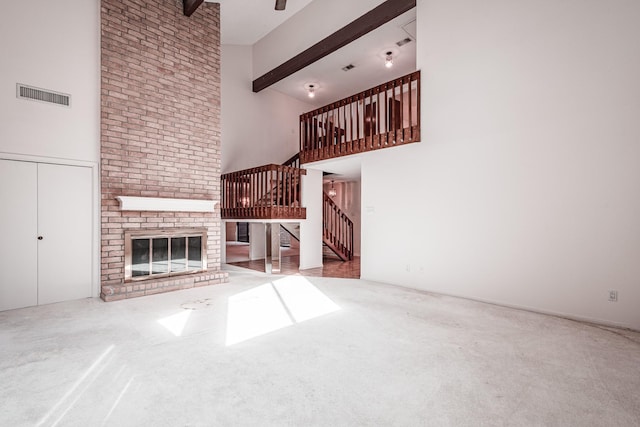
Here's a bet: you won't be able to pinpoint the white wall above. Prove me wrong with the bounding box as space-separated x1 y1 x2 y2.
252 0 385 78
361 0 640 330
0 0 100 162
221 45 313 173
300 169 323 270
0 0 100 298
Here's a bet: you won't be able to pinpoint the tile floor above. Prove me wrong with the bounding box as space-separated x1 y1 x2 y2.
226 242 361 279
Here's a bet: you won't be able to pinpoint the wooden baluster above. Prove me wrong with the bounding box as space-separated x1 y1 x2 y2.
261 169 266 217
350 220 353 259
416 72 421 141
334 105 338 155
400 76 405 143
234 172 238 210
332 201 335 244
278 166 283 209
300 118 305 154
262 169 266 216
376 89 381 149
328 198 331 242
284 168 288 209
394 78 399 144
324 196 328 239
383 83 388 146
339 210 342 251
293 170 298 212
287 168 291 208
339 103 343 153
330 202 334 244
337 208 340 249
341 211 344 250
349 98 353 153
259 170 262 215
408 77 413 141
338 210 341 250
325 109 328 158
330 106 335 156
254 170 258 214
221 176 225 211
326 197 330 241
355 95 360 150
367 90 372 148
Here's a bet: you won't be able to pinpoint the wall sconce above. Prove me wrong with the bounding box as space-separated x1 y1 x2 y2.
328 180 337 198
304 83 318 99
385 51 393 68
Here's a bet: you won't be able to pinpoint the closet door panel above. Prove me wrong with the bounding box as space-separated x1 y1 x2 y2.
37 163 92 305
0 160 38 311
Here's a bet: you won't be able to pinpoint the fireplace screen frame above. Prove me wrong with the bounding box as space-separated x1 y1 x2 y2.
124 228 208 282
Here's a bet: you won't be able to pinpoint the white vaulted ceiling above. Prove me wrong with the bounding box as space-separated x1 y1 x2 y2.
211 0 315 45
213 0 416 106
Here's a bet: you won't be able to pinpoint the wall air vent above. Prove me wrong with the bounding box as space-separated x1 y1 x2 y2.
16 84 71 107
341 64 355 72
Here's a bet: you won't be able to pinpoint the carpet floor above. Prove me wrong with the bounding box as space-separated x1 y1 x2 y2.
1 268 639 426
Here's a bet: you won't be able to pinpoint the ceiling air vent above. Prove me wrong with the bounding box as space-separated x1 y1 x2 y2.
396 37 412 47
16 84 71 107
341 64 355 72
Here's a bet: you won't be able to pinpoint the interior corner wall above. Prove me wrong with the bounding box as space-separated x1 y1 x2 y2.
221 45 313 173
0 0 100 162
361 0 640 330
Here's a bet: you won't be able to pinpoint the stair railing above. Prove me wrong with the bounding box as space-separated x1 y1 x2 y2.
282 152 300 169
323 192 353 261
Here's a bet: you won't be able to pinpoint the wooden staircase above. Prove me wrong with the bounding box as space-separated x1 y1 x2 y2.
323 191 353 261
280 208 353 262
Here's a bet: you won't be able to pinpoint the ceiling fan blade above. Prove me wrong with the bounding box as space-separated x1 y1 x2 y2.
275 0 287 11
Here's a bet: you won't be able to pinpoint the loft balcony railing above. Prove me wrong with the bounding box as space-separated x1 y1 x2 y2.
300 70 420 164
221 164 306 220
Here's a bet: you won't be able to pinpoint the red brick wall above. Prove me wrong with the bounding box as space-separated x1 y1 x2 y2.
100 0 227 301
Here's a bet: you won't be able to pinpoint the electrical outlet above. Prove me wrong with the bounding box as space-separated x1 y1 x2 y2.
608 290 618 302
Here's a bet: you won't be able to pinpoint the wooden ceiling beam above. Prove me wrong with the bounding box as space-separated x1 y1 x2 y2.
252 0 416 93
184 0 204 17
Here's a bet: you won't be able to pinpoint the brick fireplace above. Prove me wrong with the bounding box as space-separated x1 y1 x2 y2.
100 0 227 301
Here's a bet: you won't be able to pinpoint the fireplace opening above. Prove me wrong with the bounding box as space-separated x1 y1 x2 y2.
124 229 207 282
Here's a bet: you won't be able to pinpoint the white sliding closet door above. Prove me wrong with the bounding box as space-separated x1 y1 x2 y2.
37 163 92 305
0 160 38 311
